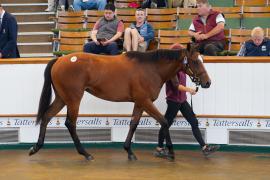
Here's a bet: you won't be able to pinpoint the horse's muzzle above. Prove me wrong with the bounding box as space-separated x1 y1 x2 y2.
201 81 211 88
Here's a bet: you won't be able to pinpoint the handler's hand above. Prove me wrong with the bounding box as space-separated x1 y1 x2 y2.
188 88 197 95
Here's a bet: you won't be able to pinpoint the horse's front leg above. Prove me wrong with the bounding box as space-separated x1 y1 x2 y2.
141 99 175 161
123 104 143 161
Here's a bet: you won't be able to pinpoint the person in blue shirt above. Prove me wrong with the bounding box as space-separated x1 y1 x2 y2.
237 27 270 56
123 8 154 52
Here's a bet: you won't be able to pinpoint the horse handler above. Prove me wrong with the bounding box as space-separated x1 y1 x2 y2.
154 43 220 158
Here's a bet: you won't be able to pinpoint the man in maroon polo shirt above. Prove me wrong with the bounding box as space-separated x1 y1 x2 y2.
188 0 226 56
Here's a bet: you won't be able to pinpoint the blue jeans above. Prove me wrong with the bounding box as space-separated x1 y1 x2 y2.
83 41 120 55
73 0 107 10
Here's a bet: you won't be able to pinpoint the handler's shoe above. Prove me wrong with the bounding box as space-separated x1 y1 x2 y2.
153 147 167 158
202 144 220 156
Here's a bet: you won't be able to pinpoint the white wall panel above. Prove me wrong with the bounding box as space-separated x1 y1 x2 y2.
0 63 269 116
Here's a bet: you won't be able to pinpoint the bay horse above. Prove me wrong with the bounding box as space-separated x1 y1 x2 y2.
29 44 211 161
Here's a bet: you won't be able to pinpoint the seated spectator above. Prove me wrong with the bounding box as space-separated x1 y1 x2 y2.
237 27 270 56
0 4 20 58
188 0 226 56
58 0 75 11
83 4 124 55
73 0 107 11
123 8 154 52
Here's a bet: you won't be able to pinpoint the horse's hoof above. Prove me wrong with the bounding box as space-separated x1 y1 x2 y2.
29 146 37 156
85 155 94 161
128 154 137 161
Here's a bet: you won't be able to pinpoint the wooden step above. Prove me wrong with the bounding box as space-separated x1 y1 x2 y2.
4 4 48 13
18 34 53 43
18 23 55 32
14 13 54 22
18 44 53 54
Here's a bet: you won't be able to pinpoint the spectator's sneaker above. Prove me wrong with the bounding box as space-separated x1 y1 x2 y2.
202 145 220 156
45 7 54 12
153 147 167 158
150 2 157 8
68 5 75 11
57 5 65 11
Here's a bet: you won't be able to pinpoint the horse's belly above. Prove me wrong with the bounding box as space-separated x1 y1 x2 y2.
86 87 133 102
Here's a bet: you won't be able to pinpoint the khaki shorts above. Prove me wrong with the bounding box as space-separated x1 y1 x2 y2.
123 38 148 52
138 41 148 52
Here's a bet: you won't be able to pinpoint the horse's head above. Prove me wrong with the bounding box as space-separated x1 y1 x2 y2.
183 43 211 88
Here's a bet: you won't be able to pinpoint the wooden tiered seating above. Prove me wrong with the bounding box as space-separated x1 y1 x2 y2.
54 31 90 56
54 11 86 31
86 10 104 30
116 9 136 28
242 7 270 28
158 29 191 49
177 8 197 30
229 29 251 52
146 8 178 30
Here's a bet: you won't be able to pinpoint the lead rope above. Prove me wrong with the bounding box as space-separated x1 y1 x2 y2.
190 86 199 111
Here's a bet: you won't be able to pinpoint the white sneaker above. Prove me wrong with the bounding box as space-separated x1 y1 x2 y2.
60 5 65 11
150 2 157 8
68 5 75 11
45 7 54 12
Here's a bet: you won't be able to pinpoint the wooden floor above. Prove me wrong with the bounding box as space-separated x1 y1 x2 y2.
0 148 269 180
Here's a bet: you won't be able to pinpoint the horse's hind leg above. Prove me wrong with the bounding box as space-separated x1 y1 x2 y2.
123 104 143 161
65 103 93 161
141 99 174 161
29 95 65 156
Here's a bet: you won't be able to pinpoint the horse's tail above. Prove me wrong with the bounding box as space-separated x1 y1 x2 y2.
36 58 57 125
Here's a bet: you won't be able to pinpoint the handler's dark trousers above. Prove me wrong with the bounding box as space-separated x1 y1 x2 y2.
158 100 206 148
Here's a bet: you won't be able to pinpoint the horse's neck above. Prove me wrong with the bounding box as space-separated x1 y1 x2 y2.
157 61 181 83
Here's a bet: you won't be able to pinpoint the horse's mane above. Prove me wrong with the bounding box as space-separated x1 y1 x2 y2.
125 49 184 63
